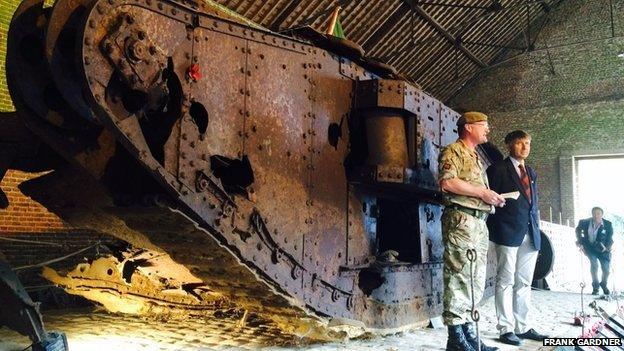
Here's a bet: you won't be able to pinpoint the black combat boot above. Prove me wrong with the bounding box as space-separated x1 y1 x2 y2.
592 282 600 295
462 322 499 351
446 324 476 351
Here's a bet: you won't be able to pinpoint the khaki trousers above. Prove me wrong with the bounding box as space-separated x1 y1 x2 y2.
494 234 538 335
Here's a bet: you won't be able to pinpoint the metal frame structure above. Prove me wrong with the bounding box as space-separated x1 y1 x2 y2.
215 0 567 102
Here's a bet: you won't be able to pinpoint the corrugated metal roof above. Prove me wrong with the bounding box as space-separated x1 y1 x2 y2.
214 0 562 102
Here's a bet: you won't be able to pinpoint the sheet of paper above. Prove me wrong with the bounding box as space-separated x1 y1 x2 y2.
500 191 520 200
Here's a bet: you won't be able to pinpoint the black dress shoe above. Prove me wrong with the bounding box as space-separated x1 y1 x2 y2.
517 328 548 341
592 289 599 295
499 332 522 346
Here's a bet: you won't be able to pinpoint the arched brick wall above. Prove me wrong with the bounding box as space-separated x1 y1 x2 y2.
450 0 624 225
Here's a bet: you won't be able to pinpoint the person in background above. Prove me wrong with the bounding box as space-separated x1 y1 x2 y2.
576 207 613 295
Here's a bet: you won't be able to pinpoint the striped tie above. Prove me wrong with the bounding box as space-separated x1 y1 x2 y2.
518 164 531 201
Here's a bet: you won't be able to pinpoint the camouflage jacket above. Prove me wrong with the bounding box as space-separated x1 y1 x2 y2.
438 139 492 212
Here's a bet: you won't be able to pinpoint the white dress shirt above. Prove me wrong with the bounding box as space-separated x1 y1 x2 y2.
588 220 603 243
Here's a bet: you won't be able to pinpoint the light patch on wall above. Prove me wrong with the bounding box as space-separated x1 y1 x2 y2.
576 156 624 223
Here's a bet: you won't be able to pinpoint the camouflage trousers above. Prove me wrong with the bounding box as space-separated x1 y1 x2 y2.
441 208 489 326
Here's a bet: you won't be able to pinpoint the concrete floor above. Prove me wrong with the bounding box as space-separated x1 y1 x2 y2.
0 290 620 351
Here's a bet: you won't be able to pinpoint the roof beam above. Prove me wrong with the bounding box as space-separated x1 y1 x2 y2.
269 0 302 31
411 3 487 68
412 1 492 10
462 40 525 51
361 2 411 53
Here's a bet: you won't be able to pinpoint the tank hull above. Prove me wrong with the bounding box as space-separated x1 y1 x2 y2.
3 0 494 332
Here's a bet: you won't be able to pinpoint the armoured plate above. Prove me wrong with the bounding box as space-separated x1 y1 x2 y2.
418 203 443 263
346 190 376 267
306 52 350 287
440 105 460 146
190 28 245 160
244 40 309 259
415 91 441 188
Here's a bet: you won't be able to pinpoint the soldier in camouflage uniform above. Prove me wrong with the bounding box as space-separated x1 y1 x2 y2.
438 112 506 351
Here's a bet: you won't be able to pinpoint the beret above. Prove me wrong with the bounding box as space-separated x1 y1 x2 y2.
457 111 488 125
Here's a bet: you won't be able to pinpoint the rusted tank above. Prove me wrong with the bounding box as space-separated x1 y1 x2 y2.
2 0 495 336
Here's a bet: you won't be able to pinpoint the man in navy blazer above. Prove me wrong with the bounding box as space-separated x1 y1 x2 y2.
486 130 547 345
576 207 613 295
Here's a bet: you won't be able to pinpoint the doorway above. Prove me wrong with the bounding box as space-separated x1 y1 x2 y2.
574 155 624 292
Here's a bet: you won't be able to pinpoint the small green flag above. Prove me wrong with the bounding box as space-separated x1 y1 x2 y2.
332 18 345 39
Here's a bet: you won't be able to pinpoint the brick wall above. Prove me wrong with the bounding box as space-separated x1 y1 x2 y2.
0 0 19 112
1 170 71 233
449 0 624 224
0 169 122 296
0 171 123 296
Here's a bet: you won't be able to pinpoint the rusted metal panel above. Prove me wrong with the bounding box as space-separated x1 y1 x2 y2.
418 203 443 263
355 264 443 328
305 52 350 287
164 121 181 176
339 58 374 81
354 79 415 113
440 105 460 146
364 111 408 169
179 113 205 192
415 91 441 188
368 268 425 304
176 42 201 192
244 39 310 259
346 190 376 266
190 28 246 160
302 271 353 319
377 80 407 111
